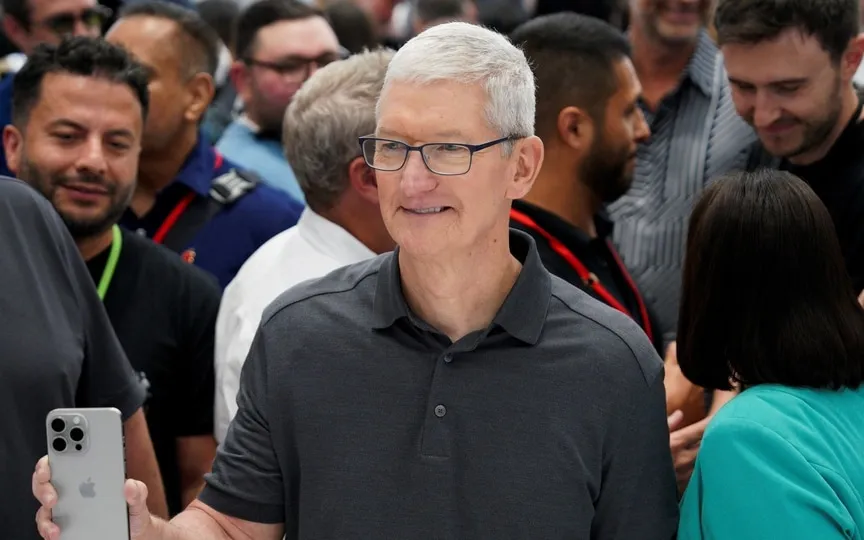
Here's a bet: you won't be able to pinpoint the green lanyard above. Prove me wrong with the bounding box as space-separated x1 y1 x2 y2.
97 225 123 301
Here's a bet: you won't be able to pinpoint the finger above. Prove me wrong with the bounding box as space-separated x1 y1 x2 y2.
125 478 148 508
35 506 59 540
858 289 864 307
32 457 51 495
34 478 58 509
667 410 684 431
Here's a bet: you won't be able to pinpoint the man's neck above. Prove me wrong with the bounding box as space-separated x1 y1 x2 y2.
398 227 521 342
631 25 699 110
787 85 861 166
76 228 115 262
131 129 199 217
523 164 598 237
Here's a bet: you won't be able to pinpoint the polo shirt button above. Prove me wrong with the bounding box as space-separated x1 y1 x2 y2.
434 405 447 418
443 353 453 363
136 228 147 236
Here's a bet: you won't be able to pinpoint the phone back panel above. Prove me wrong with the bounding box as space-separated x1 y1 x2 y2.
46 408 130 540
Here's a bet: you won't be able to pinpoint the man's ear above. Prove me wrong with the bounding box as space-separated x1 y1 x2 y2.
229 61 251 102
3 124 24 176
842 33 864 82
505 135 544 201
347 155 379 205
3 16 31 54
556 105 593 153
184 72 216 124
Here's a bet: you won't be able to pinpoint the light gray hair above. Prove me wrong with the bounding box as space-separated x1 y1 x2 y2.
283 48 395 211
377 22 536 149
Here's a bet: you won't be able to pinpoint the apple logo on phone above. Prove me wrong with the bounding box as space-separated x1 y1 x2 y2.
79 478 96 498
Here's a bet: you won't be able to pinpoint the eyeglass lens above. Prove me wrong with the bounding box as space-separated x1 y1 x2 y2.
362 140 473 175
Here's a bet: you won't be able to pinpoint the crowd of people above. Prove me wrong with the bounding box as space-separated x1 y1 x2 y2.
0 0 861 538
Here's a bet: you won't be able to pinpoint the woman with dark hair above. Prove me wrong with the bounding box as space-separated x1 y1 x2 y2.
677 169 864 539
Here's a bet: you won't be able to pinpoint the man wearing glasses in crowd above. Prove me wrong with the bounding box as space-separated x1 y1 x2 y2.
216 0 344 202
0 0 112 177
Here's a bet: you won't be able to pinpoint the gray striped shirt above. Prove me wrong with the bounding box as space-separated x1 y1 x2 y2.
608 31 761 343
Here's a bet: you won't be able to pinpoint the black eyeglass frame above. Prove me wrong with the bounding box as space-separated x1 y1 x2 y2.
243 47 350 79
358 135 517 176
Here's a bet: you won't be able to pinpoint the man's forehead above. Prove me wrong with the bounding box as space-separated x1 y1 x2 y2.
32 72 142 120
30 0 97 19
253 17 339 57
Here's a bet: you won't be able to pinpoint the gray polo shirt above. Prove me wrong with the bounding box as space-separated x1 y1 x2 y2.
0 177 145 540
200 230 679 539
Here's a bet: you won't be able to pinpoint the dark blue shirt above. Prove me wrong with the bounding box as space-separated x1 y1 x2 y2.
120 133 303 288
0 73 15 177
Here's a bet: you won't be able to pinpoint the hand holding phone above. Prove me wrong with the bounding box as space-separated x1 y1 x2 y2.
42 408 130 540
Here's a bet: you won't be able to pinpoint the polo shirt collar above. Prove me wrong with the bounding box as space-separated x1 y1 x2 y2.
371 229 551 345
173 130 215 196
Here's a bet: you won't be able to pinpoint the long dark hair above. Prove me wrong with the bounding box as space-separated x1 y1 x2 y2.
677 169 864 391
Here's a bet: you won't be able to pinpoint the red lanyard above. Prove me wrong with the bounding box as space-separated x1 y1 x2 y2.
510 208 654 343
152 151 224 245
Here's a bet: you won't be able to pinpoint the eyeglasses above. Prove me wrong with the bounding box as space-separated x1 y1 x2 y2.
358 136 516 176
34 6 113 37
243 48 349 82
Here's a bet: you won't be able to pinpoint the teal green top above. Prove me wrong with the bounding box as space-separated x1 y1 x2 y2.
679 384 864 540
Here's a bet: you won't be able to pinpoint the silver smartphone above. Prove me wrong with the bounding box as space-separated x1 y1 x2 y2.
46 407 130 540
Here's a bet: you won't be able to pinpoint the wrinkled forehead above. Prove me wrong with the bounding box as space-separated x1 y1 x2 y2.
376 79 493 141
30 0 97 22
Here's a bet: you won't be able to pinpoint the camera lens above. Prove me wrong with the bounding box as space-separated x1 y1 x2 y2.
69 427 84 442
51 418 65 433
52 437 67 453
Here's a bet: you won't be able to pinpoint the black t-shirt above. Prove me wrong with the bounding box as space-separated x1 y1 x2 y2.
510 200 663 354
86 227 221 516
0 178 145 540
782 100 864 293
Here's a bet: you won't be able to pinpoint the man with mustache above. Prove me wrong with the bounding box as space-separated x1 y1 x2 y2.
4 35 221 519
716 0 864 295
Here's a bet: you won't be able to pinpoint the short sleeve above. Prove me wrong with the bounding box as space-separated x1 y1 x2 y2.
591 370 680 539
60 219 145 420
679 417 857 540
199 319 288 525
173 272 221 437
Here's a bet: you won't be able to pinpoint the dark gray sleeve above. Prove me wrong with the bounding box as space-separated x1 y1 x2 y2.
49 206 145 420
198 320 288 525
591 363 679 540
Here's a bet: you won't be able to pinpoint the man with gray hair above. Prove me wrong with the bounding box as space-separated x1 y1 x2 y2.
33 22 679 540
212 48 396 444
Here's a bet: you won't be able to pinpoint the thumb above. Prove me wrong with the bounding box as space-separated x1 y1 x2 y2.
667 409 684 431
125 479 152 539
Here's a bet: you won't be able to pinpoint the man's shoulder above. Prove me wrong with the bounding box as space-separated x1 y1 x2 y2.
547 275 664 385
260 253 388 325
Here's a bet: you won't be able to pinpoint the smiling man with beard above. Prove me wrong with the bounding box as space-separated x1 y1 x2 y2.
716 0 864 296
4 36 222 519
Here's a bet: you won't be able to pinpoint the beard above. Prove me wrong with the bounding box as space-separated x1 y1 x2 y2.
581 133 634 204
747 75 843 160
19 158 134 240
